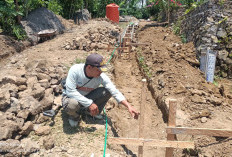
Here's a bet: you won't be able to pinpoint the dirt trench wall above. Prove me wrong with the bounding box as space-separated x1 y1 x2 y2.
180 0 232 78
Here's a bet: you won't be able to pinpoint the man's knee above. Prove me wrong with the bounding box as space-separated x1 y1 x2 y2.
68 99 80 110
64 98 81 115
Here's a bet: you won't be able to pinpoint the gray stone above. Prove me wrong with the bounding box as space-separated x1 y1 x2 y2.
191 94 206 103
32 83 45 100
0 139 21 154
226 42 232 48
37 73 51 81
27 76 38 88
20 138 40 156
35 126 51 136
207 17 214 22
20 121 34 135
208 96 222 106
43 136 55 150
209 25 218 34
15 117 25 130
17 110 30 120
217 30 227 38
0 89 10 110
218 50 229 60
1 76 17 84
7 97 19 113
36 113 50 124
211 35 218 43
18 85 27 91
50 78 59 85
0 119 19 140
39 88 54 110
15 77 27 86
225 58 232 64
201 117 207 123
39 79 50 89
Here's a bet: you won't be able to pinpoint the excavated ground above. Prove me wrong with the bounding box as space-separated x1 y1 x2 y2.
0 18 232 157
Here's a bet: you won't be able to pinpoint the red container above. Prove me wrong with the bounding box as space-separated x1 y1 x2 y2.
106 3 119 23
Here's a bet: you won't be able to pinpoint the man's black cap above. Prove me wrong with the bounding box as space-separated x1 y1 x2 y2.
85 53 107 72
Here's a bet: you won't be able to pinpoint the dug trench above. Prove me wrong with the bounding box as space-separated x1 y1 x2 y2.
107 23 232 156
107 51 166 156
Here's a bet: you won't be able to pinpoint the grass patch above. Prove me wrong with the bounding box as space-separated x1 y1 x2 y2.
75 58 85 64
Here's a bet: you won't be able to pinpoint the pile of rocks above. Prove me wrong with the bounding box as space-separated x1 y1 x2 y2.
0 60 66 156
180 0 232 78
63 25 121 51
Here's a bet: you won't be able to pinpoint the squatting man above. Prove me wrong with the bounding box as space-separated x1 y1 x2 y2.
62 53 140 127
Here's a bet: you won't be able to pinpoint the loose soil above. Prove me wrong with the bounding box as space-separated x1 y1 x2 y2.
1 18 232 157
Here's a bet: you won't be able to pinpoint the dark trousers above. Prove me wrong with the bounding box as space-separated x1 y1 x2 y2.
62 87 112 118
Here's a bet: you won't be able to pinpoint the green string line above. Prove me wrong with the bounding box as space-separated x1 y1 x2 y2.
107 43 119 64
103 41 122 157
103 108 108 157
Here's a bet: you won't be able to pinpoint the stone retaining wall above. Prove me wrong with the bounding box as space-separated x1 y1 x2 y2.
180 0 232 78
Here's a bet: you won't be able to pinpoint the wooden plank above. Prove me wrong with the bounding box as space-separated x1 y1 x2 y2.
138 79 146 157
138 146 143 157
139 79 146 137
166 99 177 157
167 99 177 127
108 137 194 149
127 43 150 46
167 127 232 137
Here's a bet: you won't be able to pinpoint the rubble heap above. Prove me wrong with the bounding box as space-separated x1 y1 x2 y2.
63 24 121 51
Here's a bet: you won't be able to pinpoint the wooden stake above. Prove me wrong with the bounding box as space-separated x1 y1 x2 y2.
165 99 177 157
138 79 146 157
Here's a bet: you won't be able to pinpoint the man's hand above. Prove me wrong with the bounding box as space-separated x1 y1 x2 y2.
128 106 140 119
88 103 99 116
121 100 140 119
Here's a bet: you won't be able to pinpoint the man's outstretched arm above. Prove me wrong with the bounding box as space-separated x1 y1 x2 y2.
120 100 140 119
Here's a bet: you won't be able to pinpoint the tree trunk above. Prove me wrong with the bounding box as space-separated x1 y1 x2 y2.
14 0 21 24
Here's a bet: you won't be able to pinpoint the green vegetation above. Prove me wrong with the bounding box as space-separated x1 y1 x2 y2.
75 58 85 64
213 75 221 86
0 0 25 40
184 0 205 15
0 0 201 40
137 50 153 78
173 19 181 35
218 16 228 24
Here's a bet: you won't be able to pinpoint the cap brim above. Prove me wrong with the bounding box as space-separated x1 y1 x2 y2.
98 65 107 72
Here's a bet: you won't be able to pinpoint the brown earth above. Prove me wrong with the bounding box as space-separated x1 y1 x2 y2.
0 17 232 157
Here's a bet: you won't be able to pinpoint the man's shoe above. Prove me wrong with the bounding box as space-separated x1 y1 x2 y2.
68 115 80 127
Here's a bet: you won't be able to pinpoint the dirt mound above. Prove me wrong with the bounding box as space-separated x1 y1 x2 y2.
21 7 65 44
0 35 31 63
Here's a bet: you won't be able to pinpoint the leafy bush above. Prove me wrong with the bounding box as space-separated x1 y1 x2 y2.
12 25 27 40
48 0 62 15
0 0 26 40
